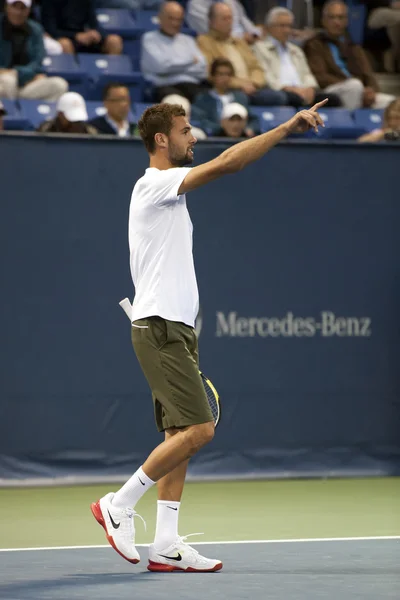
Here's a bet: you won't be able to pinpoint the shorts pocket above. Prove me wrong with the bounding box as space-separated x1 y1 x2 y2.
149 317 168 350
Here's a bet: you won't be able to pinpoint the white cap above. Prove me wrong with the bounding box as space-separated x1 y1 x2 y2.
7 0 32 7
221 102 248 120
161 94 191 117
0 100 6 116
56 92 88 122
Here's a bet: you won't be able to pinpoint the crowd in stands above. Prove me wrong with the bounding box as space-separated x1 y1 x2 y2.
0 0 399 143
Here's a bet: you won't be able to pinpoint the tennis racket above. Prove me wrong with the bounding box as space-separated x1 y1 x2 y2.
119 298 221 427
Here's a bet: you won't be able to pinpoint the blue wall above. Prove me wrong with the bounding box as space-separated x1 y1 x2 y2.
0 134 399 481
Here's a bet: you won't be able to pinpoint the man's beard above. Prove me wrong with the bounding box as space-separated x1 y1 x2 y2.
169 143 193 167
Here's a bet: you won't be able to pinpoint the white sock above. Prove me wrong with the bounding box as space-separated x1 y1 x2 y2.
111 466 155 509
153 500 181 551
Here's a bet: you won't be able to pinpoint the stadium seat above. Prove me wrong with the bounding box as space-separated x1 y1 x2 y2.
133 102 154 120
77 54 145 102
249 106 296 133
42 55 88 97
85 101 136 123
347 2 367 46
314 108 364 139
96 8 137 37
1 99 29 130
353 108 384 133
18 99 56 130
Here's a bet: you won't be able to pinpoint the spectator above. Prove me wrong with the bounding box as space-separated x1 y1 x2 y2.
197 2 287 106
304 0 395 109
358 97 400 141
37 91 98 133
214 101 249 137
89 82 137 136
41 0 123 55
192 57 258 135
366 0 400 70
252 8 341 107
0 0 68 100
0 99 6 131
141 1 208 102
161 93 207 139
187 0 261 43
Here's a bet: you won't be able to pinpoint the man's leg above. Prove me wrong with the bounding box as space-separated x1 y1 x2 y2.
19 76 68 101
153 428 189 552
324 78 364 109
368 8 400 65
372 92 396 109
102 34 123 55
250 87 287 106
0 71 18 99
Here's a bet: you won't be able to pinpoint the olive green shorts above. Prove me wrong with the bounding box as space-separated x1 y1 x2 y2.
131 316 214 432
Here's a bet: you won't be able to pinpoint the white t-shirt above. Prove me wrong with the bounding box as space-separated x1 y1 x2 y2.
129 167 199 328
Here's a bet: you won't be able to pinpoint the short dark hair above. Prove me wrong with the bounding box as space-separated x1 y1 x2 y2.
210 57 235 77
102 82 129 101
138 103 186 154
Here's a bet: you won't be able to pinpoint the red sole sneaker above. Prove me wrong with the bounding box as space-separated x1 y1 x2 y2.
147 560 223 573
90 501 139 565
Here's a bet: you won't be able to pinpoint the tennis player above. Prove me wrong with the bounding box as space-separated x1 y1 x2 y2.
91 99 327 572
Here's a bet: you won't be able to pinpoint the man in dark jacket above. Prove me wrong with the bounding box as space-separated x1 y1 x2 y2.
304 0 395 108
0 0 68 99
41 0 122 54
89 82 137 136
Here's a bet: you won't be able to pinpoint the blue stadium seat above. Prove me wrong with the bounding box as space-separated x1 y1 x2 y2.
133 102 154 120
353 109 384 133
96 8 137 37
86 100 136 123
314 108 364 139
249 106 296 133
19 99 57 130
347 2 367 45
77 54 145 102
42 55 88 97
1 99 29 130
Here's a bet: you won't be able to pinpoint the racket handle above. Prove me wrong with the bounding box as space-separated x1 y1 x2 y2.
119 298 132 320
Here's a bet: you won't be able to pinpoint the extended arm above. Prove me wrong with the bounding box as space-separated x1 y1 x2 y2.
179 100 327 194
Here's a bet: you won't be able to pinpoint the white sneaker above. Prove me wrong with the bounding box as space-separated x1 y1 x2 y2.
148 535 223 573
90 492 142 564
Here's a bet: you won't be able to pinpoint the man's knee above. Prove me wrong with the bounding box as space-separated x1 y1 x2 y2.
184 422 215 455
103 34 123 54
0 72 17 99
58 38 75 54
50 77 69 99
344 78 364 93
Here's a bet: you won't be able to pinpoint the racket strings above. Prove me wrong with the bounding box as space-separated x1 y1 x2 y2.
201 377 220 424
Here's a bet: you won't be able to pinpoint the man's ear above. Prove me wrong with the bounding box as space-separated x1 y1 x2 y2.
154 132 168 148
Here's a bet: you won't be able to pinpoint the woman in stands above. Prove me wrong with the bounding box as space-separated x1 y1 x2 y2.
358 98 400 142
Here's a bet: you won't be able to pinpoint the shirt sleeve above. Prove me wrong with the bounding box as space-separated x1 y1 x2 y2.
151 168 192 207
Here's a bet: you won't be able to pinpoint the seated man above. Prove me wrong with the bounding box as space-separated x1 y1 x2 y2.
141 1 208 102
253 7 341 107
0 0 68 101
37 91 98 133
187 0 261 42
197 2 286 106
367 0 400 70
89 82 137 136
304 0 395 109
358 97 400 142
41 0 123 55
0 100 6 131
213 101 249 137
192 57 258 135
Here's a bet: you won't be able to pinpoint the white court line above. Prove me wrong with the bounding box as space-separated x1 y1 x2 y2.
0 536 399 553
